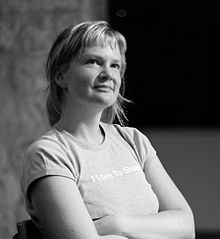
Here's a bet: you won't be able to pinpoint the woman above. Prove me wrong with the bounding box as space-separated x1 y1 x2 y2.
22 20 195 239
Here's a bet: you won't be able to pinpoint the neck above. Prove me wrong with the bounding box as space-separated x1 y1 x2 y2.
56 104 104 145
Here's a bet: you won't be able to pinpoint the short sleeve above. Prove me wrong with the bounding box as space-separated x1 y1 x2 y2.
130 127 159 171
112 124 159 171
21 138 78 200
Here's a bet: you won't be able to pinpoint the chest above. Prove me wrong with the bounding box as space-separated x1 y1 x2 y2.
74 141 159 218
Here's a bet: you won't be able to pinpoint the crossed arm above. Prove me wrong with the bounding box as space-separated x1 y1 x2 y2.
94 155 195 239
30 176 127 239
30 156 195 239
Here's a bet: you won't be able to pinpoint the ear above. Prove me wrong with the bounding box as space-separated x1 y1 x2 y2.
55 71 67 88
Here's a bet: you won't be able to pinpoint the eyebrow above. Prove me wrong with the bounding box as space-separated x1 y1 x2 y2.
81 53 122 62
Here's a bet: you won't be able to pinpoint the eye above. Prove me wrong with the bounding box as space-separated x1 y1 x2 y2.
86 59 100 65
111 63 121 70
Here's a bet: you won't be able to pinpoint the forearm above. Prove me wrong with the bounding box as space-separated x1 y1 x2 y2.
101 236 128 239
119 209 195 239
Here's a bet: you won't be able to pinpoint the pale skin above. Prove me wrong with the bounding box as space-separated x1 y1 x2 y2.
30 43 195 239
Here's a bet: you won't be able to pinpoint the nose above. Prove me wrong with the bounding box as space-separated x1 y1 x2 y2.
99 66 113 82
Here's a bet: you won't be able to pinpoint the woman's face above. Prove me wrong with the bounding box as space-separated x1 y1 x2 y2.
62 43 122 111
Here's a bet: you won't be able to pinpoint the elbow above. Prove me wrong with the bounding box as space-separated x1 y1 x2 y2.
182 209 196 239
175 221 195 239
177 222 195 239
188 210 196 239
184 228 195 239
185 224 195 239
170 208 195 239
187 221 196 239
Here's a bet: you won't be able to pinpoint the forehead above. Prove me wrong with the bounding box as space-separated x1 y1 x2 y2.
80 43 122 60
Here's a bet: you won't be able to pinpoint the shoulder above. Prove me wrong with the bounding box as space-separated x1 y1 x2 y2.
113 124 145 139
102 122 142 138
23 128 73 179
109 124 154 148
26 128 69 158
22 128 78 196
103 123 157 158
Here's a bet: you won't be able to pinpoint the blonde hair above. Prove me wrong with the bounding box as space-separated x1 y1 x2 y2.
45 20 130 126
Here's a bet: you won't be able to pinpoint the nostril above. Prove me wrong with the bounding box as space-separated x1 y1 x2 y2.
99 72 112 82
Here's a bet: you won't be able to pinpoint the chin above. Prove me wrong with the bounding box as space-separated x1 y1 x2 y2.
92 96 116 107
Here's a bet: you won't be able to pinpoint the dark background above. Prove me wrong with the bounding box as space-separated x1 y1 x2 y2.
109 2 220 128
109 3 220 238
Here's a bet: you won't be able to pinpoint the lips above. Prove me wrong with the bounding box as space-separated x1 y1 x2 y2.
93 85 114 91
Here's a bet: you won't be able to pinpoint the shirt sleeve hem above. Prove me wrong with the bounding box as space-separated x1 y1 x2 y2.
24 169 75 198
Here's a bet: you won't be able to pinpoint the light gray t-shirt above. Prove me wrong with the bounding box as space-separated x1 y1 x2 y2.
22 123 159 225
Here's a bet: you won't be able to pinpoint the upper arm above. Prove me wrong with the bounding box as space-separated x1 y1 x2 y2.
144 155 192 213
116 126 193 213
30 176 99 239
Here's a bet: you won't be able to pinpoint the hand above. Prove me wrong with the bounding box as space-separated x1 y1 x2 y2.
94 214 125 236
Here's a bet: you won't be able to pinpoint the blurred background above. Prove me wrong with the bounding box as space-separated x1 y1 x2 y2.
0 1 219 238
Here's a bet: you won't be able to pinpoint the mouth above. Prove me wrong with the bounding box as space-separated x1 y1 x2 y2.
93 85 114 91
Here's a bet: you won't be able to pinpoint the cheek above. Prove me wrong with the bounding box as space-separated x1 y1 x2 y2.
66 78 86 97
115 75 122 89
68 71 92 89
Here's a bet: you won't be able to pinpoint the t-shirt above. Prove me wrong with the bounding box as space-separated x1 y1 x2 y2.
22 123 159 227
